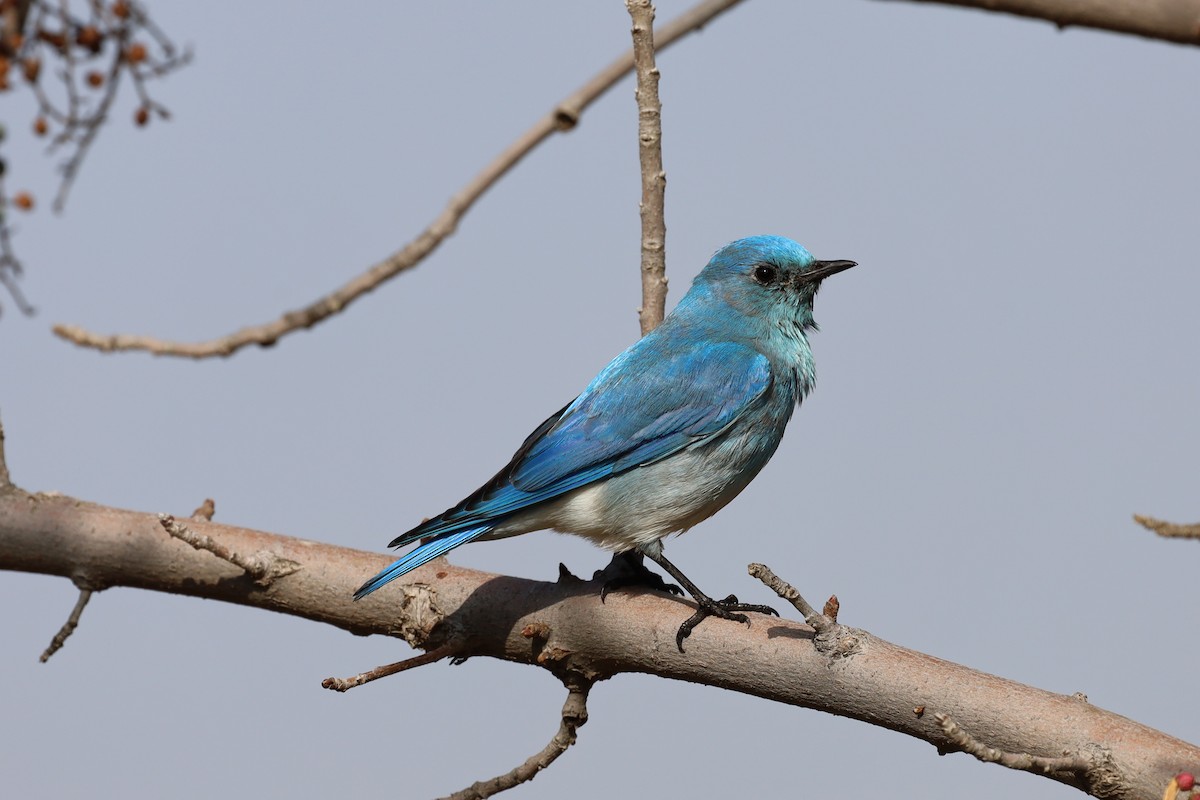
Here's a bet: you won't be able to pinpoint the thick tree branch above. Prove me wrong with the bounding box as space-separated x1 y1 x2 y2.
52 0 744 359
627 0 669 335
1 484 1196 799
873 0 1200 46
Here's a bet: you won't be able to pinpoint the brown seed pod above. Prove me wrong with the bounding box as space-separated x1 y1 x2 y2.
37 30 68 51
13 192 34 211
86 70 104 88
77 26 102 51
134 106 149 126
22 57 40 82
112 1 130 19
33 117 48 136
126 42 147 63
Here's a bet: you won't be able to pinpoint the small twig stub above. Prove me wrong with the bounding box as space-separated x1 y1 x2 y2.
158 513 300 587
39 587 94 662
933 712 1092 776
322 643 458 693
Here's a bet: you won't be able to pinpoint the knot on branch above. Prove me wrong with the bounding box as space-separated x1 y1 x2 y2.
388 583 446 649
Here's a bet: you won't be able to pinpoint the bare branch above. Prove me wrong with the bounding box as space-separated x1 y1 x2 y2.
933 712 1094 775
158 513 300 587
52 0 746 358
1134 513 1200 540
443 676 592 800
39 587 93 662
870 0 1200 47
627 0 669 335
1 486 1196 798
321 642 459 692
0 175 37 318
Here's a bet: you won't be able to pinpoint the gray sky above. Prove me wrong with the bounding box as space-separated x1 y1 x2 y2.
2 2 1197 798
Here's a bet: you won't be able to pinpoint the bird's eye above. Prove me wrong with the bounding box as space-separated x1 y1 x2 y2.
753 264 779 285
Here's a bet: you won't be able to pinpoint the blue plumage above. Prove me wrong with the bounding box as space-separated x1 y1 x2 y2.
355 235 855 646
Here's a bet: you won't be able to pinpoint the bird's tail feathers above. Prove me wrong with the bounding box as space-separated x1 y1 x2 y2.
354 525 490 600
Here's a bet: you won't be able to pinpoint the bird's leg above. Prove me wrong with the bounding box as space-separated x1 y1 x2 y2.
598 550 683 602
638 544 779 652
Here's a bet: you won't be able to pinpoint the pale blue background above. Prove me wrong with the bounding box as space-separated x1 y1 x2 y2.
2 3 1197 798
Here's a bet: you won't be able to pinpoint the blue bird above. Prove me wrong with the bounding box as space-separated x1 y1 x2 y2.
356 235 855 649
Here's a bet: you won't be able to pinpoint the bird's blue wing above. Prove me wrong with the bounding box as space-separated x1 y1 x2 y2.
390 339 773 548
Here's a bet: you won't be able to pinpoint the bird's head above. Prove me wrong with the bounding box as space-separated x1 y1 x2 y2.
691 235 856 333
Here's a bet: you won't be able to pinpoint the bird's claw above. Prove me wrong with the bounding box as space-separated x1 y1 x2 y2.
596 551 684 602
599 571 684 603
674 594 780 652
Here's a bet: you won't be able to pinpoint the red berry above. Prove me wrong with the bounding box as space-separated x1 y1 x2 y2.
1178 773 1195 791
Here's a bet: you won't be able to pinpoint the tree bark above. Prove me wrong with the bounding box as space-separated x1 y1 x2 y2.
2 482 1196 799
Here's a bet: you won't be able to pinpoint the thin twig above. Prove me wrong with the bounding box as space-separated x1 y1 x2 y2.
748 562 836 633
0 411 10 488
627 0 669 335
321 643 459 692
933 712 1092 775
39 587 93 662
52 0 746 359
443 677 593 800
50 16 126 212
158 513 300 586
1134 514 1200 540
0 175 36 317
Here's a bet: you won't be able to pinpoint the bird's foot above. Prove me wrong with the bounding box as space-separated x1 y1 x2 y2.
675 593 779 652
597 551 683 602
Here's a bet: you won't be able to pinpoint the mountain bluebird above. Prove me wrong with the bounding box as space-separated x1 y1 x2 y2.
356 235 855 649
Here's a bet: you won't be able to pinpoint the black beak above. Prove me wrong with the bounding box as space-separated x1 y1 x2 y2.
800 259 857 285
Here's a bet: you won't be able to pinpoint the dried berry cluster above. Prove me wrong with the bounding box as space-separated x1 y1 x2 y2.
0 0 189 314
